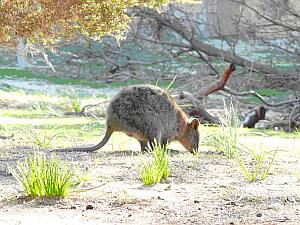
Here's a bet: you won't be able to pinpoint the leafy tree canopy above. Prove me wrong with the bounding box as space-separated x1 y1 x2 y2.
0 0 167 47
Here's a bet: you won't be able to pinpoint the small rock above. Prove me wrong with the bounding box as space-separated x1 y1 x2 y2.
225 201 236 206
70 206 76 210
194 200 200 204
256 212 262 217
157 196 164 200
285 197 294 203
86 204 94 210
278 216 289 222
128 214 132 217
164 185 172 190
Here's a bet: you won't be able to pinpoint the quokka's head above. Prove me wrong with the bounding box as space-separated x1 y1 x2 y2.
180 118 200 153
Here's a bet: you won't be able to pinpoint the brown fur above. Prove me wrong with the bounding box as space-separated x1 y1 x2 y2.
53 85 200 153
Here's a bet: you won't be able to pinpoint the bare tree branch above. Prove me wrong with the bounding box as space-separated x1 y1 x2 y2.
128 7 280 75
223 87 300 107
231 0 300 32
194 64 236 96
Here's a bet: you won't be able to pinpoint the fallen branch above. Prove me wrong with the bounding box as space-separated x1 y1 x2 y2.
79 100 109 114
260 120 300 132
174 63 237 124
194 64 235 97
65 100 109 117
177 91 220 124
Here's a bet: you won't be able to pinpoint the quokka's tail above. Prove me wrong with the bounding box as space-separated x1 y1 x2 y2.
52 127 113 152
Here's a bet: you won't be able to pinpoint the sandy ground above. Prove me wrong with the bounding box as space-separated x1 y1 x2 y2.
0 135 300 225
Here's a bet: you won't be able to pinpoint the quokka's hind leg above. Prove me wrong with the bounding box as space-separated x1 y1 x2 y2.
161 139 168 150
147 140 167 151
139 141 148 152
147 132 166 151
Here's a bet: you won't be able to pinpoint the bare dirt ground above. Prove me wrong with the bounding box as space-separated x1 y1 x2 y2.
0 134 299 225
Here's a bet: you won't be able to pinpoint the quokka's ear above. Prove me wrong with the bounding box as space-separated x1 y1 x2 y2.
189 118 200 129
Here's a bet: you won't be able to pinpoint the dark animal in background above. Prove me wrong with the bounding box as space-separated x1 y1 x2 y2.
55 85 200 153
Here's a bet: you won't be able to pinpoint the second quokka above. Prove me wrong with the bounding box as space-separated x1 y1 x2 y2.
55 85 200 153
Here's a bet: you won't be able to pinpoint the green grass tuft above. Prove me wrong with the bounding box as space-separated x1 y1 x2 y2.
24 127 61 149
138 140 170 186
10 153 81 197
64 88 81 113
238 147 278 182
204 100 240 159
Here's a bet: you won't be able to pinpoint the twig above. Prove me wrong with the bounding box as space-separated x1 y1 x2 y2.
224 87 300 107
0 134 14 139
80 100 109 114
64 100 109 117
194 50 219 75
77 182 108 192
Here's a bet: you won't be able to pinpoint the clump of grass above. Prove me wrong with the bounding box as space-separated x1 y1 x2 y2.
138 140 170 186
65 88 81 113
0 124 6 130
24 127 60 149
204 100 240 159
31 101 49 111
238 147 278 182
203 100 278 182
10 153 81 197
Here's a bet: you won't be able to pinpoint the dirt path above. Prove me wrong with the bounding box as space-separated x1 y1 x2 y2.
0 136 300 225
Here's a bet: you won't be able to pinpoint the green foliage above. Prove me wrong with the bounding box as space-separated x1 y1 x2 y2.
10 153 81 197
0 68 173 90
238 148 278 182
255 88 288 98
0 109 49 119
203 100 278 182
138 140 170 185
0 124 6 130
24 127 60 149
31 101 49 111
0 68 34 77
0 0 168 47
204 100 240 159
65 88 81 113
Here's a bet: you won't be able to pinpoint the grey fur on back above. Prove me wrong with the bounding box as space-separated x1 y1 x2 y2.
52 84 199 153
107 85 181 143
